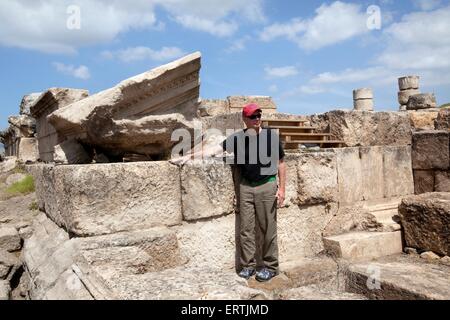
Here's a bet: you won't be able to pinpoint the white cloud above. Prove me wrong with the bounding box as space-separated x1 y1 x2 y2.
268 84 278 93
226 36 251 53
158 0 265 37
0 0 265 53
0 0 158 54
102 46 186 63
260 1 368 50
265 66 298 78
53 62 90 79
412 0 442 11
311 67 392 85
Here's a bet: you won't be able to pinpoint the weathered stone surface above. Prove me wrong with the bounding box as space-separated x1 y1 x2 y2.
434 171 450 192
0 250 20 280
323 231 403 262
408 110 439 131
281 256 338 288
30 88 89 163
283 153 298 207
52 162 182 236
0 280 10 300
399 193 450 256
441 256 450 265
420 251 440 260
247 273 292 292
102 267 268 300
201 112 244 136
308 110 412 147
297 151 338 204
346 254 450 300
353 88 373 100
228 96 277 114
399 76 420 90
353 99 373 111
198 99 228 117
53 139 91 164
0 227 21 252
20 93 42 116
407 93 437 110
398 89 420 105
361 146 384 200
405 247 418 255
412 131 449 170
335 148 363 203
0 157 17 173
323 203 380 237
48 53 201 158
435 108 450 130
18 138 38 163
414 170 435 194
181 159 234 221
8 115 36 138
278 204 337 261
279 285 366 300
383 146 414 198
174 215 236 270
5 173 27 187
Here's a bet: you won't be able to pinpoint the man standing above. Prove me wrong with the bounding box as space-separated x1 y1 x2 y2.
171 103 286 282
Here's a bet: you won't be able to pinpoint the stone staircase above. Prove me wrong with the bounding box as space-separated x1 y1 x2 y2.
323 198 404 262
262 119 345 149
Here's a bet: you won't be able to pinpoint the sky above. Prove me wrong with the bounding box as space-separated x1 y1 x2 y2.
1 0 450 136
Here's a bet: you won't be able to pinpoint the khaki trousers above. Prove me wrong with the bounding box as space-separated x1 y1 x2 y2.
239 180 279 273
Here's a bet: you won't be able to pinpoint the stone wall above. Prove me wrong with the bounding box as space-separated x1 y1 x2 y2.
412 130 450 194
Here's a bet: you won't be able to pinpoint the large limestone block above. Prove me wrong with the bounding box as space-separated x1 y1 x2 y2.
0 280 10 300
284 153 299 206
18 138 38 163
20 93 42 116
0 157 17 173
297 151 338 204
52 162 182 236
398 89 420 105
412 131 449 170
353 88 373 100
53 139 91 164
48 53 201 157
408 110 439 131
407 93 437 110
435 171 450 192
399 193 450 256
198 99 228 117
435 108 450 130
383 146 414 198
360 146 384 201
414 170 435 194
180 159 235 221
174 215 236 270
308 110 412 147
0 227 21 252
335 148 363 204
278 204 337 261
0 250 20 280
323 231 403 262
8 115 36 138
228 96 277 114
353 99 373 111
399 76 420 90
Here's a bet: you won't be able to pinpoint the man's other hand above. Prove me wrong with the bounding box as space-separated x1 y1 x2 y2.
276 188 285 208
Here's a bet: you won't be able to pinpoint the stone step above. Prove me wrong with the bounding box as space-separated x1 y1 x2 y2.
323 231 403 262
370 209 402 232
278 285 367 300
345 254 450 300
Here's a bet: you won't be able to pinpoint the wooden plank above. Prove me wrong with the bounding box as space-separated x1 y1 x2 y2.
280 132 332 137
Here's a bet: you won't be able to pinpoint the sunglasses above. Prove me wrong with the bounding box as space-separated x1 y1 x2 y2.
248 113 262 120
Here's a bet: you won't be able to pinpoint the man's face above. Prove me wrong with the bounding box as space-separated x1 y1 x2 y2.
244 112 262 130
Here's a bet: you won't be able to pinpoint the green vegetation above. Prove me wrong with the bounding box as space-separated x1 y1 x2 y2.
28 200 39 211
440 103 450 108
6 175 35 197
13 163 27 174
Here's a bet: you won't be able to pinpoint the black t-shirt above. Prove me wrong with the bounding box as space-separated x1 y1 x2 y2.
222 127 285 182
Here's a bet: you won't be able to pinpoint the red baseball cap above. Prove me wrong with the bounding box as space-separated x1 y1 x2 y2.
242 103 262 117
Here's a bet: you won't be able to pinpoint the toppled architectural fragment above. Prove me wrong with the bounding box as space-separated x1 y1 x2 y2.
48 52 202 159
30 88 89 162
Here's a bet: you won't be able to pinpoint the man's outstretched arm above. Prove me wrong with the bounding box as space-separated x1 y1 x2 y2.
169 143 224 165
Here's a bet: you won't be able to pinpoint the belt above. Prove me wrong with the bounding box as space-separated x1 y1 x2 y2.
242 175 277 187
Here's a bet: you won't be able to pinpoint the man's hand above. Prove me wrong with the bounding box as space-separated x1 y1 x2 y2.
276 188 285 208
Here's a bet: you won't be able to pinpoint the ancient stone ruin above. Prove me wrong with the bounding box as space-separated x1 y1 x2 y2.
0 52 449 300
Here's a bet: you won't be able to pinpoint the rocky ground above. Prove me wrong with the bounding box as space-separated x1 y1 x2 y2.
0 164 39 300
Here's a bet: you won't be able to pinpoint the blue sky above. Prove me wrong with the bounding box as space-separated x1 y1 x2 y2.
1 0 450 133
